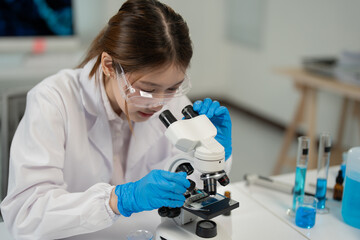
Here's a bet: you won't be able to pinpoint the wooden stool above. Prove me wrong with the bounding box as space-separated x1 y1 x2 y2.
273 68 360 175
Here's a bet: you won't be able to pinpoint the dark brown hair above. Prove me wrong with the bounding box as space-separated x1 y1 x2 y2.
78 0 193 77
78 0 192 130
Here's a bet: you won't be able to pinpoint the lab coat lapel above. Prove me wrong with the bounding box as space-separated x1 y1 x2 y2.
126 115 165 171
87 114 112 163
79 59 113 166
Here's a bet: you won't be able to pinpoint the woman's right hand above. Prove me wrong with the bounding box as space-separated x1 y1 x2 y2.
112 170 190 217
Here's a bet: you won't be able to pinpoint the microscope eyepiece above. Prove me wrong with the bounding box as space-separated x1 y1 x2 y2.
176 163 194 175
182 105 199 119
159 110 177 128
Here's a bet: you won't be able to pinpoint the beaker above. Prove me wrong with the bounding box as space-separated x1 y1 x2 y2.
127 229 153 240
295 196 318 229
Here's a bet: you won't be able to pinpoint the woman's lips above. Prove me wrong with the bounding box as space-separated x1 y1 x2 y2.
138 111 154 118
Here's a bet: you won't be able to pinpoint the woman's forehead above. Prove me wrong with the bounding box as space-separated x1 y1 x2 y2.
129 65 185 86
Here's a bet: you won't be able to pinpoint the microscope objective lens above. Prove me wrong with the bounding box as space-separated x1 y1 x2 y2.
204 178 217 195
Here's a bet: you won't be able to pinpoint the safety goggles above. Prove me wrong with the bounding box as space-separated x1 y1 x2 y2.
115 64 191 108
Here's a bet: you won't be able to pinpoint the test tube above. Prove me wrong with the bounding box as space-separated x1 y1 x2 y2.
292 136 310 212
315 133 331 212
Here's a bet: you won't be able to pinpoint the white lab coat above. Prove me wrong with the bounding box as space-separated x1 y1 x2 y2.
0 60 232 240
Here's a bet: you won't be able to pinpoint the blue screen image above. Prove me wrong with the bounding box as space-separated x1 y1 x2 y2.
0 0 73 36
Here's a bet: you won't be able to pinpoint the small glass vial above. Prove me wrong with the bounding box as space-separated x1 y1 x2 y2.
223 191 231 216
333 170 344 201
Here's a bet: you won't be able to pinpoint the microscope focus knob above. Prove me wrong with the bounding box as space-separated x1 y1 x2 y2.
187 179 196 192
157 207 181 218
184 179 196 199
158 207 169 217
167 207 181 218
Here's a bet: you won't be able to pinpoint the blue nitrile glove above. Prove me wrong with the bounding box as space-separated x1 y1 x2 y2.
115 170 190 217
193 98 232 160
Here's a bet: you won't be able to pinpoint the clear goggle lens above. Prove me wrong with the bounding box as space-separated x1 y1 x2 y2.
116 65 191 108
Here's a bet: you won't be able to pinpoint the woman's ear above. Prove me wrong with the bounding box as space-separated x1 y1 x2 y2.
101 52 115 78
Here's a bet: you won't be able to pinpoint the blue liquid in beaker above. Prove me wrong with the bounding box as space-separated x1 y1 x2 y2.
342 175 360 229
295 206 316 228
293 166 307 210
315 178 327 209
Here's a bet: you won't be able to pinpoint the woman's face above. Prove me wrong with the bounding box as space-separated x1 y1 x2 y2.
110 64 186 122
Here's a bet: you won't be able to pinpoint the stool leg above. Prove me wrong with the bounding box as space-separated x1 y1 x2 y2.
333 98 350 165
307 88 318 170
353 101 360 144
273 86 307 175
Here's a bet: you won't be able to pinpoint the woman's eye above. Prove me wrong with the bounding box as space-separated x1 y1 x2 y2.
167 88 178 93
141 89 155 93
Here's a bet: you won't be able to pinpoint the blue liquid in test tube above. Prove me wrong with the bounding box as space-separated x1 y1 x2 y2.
315 133 331 212
293 166 307 210
315 178 327 209
292 137 310 211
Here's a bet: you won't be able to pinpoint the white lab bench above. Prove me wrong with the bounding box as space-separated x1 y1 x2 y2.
1 166 359 239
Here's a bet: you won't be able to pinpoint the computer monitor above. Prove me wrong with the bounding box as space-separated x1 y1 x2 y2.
0 0 80 53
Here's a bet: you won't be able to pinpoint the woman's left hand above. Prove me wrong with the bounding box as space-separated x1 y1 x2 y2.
193 98 232 160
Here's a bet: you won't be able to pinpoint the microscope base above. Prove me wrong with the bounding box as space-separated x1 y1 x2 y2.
155 218 231 240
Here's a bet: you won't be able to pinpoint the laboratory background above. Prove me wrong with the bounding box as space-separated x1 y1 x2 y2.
1 0 360 239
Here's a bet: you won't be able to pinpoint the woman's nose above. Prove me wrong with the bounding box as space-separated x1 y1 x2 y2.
149 105 163 112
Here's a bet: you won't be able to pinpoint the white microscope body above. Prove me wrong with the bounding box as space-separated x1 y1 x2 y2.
155 106 238 239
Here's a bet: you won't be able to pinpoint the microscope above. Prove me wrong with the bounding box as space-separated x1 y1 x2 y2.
155 105 239 239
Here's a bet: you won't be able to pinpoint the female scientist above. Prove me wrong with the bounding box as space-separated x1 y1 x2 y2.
0 0 232 239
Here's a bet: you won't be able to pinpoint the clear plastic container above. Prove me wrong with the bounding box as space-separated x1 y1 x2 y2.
341 147 360 229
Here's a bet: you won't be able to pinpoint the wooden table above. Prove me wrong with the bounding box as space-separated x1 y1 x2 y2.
273 68 360 175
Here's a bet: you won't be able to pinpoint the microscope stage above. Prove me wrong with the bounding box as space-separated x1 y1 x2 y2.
183 193 239 219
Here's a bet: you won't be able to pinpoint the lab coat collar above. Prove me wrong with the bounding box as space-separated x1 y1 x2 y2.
87 113 113 164
79 58 102 117
79 59 113 165
126 112 166 172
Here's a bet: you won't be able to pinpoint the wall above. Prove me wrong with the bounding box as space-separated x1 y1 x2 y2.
224 0 360 144
77 0 360 145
